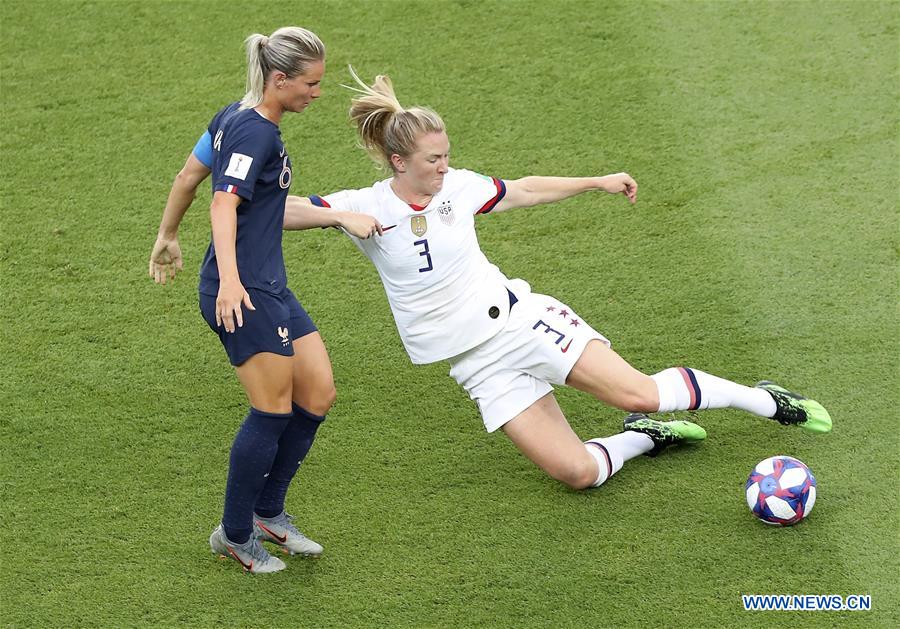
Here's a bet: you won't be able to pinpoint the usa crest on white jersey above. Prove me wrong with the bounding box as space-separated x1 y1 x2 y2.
437 200 455 226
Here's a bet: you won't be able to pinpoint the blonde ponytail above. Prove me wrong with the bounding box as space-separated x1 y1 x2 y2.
242 34 269 110
345 66 445 169
240 27 325 109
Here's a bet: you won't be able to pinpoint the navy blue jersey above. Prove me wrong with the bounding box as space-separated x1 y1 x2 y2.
199 102 292 295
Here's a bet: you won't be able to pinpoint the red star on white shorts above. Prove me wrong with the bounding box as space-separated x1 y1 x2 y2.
559 309 570 318
570 319 580 327
546 306 556 312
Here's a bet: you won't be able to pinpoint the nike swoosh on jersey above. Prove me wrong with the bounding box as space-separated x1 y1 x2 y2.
560 339 573 353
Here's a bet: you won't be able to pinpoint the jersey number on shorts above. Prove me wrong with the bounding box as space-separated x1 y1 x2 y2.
533 319 566 344
533 319 574 352
413 239 434 273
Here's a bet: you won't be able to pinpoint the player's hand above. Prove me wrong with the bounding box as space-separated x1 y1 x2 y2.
336 212 384 239
149 235 184 284
599 173 638 204
216 280 255 333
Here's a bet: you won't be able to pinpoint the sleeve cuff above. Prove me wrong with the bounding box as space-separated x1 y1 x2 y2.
476 177 506 214
214 183 251 200
309 194 331 208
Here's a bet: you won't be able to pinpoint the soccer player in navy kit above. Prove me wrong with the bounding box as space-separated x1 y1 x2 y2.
283 70 832 493
150 29 380 574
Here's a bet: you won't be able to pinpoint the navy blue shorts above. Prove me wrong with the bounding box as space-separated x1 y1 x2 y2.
199 287 318 366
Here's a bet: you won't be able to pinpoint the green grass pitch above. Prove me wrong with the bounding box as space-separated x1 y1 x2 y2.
2 0 897 626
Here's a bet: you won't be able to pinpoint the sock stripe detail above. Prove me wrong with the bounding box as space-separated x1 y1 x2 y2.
585 440 612 477
678 367 702 410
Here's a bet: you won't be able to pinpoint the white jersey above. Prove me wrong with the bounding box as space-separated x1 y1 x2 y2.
312 168 513 364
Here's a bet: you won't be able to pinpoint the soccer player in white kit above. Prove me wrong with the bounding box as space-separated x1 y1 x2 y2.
284 70 832 491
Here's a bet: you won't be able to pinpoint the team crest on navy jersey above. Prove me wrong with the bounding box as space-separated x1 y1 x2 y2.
437 200 455 226
411 215 427 236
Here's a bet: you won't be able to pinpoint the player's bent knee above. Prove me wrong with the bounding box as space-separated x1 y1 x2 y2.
551 459 598 490
556 470 596 491
621 394 658 414
317 384 337 414
615 381 659 414
295 382 336 416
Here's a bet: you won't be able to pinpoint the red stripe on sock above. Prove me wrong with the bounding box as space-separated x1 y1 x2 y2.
677 367 697 410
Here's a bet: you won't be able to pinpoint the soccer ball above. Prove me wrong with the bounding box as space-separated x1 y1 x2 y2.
745 456 817 526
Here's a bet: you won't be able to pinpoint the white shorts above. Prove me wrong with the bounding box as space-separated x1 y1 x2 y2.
447 280 610 432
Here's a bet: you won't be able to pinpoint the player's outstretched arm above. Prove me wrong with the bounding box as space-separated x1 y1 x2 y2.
493 172 637 213
284 195 383 239
150 153 211 284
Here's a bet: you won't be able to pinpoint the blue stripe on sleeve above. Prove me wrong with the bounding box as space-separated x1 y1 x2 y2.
192 131 213 168
477 177 507 214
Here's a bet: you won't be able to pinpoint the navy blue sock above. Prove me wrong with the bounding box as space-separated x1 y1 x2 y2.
222 407 292 543
254 403 325 519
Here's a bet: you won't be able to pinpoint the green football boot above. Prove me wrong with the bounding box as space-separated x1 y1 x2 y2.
623 413 707 457
755 381 832 434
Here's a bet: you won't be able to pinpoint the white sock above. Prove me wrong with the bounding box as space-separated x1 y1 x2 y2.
651 367 776 417
584 432 651 487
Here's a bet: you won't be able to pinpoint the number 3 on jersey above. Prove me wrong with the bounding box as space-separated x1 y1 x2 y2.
413 239 434 273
